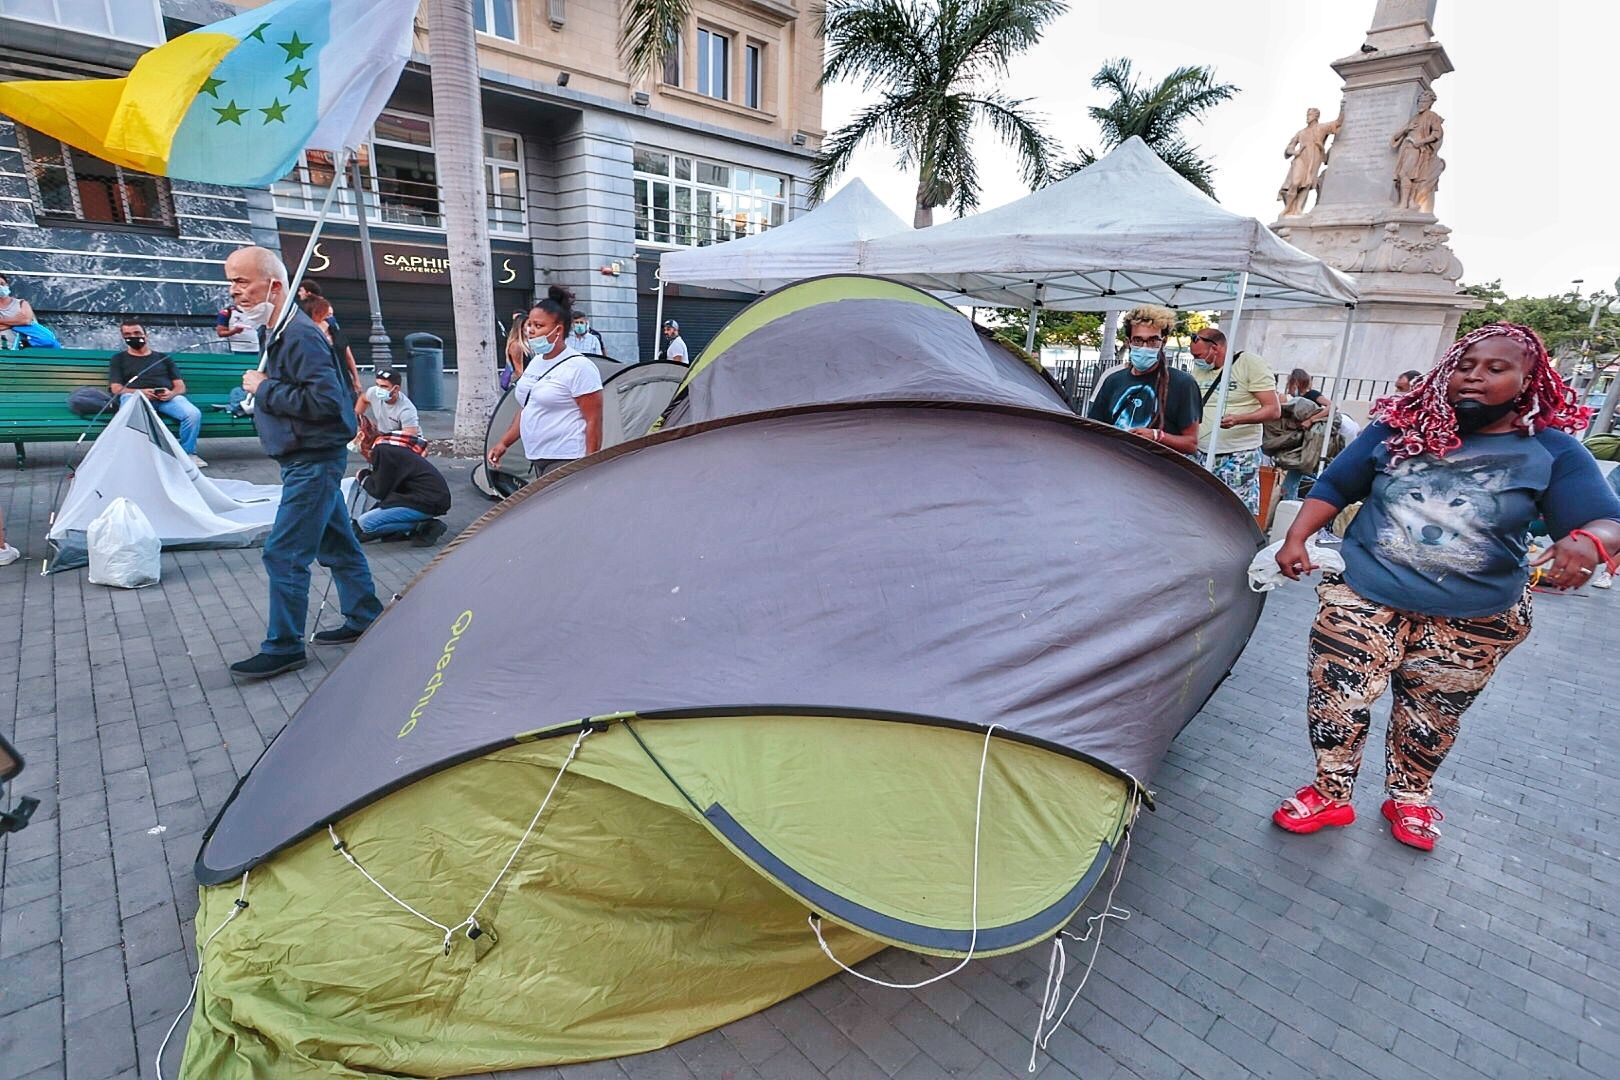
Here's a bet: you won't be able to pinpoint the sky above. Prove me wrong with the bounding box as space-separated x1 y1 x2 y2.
820 0 1619 299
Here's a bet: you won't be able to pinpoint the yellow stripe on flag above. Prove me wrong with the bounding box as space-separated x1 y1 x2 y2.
0 31 239 175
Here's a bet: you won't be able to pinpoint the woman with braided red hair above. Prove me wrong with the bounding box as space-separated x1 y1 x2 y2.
1268 323 1620 851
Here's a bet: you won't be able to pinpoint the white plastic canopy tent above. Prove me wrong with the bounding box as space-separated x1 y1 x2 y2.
650 178 910 357
858 137 1361 465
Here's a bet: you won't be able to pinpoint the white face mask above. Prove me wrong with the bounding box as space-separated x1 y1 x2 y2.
367 385 391 402
241 300 275 327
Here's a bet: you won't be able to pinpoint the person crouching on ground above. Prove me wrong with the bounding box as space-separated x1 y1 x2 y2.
1271 323 1620 850
353 433 451 546
230 246 382 679
108 319 206 467
1087 304 1201 454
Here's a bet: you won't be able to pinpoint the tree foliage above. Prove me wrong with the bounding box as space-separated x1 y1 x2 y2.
814 0 1066 226
984 307 1102 350
618 0 692 80
1458 280 1619 363
1060 58 1238 198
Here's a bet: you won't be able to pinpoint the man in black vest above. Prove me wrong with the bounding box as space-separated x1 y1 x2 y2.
228 246 382 680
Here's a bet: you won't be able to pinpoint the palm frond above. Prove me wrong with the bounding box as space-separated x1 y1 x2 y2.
1051 146 1096 182
618 0 691 81
948 0 1068 83
818 0 932 92
1153 137 1219 197
965 90 1056 192
811 98 904 201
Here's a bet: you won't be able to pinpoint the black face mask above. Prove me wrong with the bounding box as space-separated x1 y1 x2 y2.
1452 398 1518 433
124 337 146 350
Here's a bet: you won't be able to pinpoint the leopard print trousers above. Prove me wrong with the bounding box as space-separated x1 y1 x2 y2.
1306 576 1532 804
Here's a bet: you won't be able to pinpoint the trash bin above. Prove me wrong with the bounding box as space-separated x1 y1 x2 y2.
403 332 445 411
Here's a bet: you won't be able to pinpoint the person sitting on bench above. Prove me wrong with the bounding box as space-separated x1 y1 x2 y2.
109 319 207 467
353 433 450 546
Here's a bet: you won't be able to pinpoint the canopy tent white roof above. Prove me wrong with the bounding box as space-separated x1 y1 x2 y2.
658 178 910 294
857 137 1359 312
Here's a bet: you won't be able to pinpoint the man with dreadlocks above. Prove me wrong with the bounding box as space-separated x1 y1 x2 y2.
1269 323 1620 851
1087 305 1202 455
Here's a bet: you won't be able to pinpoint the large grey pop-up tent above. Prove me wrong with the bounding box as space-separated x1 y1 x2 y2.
183 276 1264 1077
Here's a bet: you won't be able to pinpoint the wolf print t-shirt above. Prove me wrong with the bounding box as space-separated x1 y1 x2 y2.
1310 422 1620 617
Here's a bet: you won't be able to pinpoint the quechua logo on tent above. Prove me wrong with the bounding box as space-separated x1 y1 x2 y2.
399 610 474 738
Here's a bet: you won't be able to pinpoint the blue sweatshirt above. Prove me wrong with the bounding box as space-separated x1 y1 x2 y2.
251 309 357 460
1311 421 1620 617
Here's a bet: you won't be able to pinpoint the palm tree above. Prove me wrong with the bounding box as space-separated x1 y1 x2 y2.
814 0 1065 228
618 0 690 80
1062 58 1238 198
425 0 499 455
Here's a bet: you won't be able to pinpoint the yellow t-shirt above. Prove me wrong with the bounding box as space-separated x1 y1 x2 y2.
1193 351 1276 454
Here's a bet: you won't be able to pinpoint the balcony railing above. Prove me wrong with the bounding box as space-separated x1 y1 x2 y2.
273 165 525 236
634 204 780 248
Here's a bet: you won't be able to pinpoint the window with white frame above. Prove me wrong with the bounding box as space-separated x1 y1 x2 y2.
744 43 762 110
15 124 174 229
696 28 729 100
472 0 517 40
272 111 527 236
633 147 786 248
1 0 164 45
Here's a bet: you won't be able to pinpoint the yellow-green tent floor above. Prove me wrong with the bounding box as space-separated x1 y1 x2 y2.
182 717 1130 1077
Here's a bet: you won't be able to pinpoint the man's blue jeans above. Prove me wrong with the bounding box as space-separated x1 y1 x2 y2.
122 392 202 453
357 505 431 538
262 453 382 656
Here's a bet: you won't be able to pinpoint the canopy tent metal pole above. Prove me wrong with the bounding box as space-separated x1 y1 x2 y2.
652 266 666 363
1203 271 1251 469
1312 306 1358 476
1024 284 1044 354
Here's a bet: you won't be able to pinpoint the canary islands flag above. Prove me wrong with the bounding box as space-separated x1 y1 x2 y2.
0 0 417 188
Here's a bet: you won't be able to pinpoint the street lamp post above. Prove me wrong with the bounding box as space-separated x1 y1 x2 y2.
348 155 394 370
1587 274 1620 438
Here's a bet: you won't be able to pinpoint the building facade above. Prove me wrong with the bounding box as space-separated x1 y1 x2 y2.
0 0 280 354
1 0 825 365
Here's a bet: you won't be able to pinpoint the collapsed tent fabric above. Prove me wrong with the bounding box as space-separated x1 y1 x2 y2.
186 277 1264 1077
47 395 279 571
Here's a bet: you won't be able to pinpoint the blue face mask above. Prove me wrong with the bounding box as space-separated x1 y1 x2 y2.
1193 358 1215 371
0 285 11 298
1128 347 1160 372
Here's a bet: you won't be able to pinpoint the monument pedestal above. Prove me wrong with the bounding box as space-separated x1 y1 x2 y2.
1245 0 1479 389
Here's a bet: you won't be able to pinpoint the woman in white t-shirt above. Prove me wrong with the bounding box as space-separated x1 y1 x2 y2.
488 286 603 479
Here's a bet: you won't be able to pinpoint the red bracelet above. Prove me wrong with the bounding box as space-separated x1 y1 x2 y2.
1569 528 1618 573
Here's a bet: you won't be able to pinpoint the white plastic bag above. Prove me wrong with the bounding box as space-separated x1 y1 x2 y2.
87 497 162 588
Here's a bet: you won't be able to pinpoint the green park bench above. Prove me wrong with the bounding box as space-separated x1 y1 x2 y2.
0 348 260 468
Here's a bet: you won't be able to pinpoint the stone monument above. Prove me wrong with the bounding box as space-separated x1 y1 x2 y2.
1245 0 1480 386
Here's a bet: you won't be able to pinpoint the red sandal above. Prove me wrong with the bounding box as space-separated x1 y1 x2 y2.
1272 785 1355 833
1381 799 1443 851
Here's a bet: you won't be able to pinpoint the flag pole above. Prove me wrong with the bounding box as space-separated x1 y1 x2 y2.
243 148 351 411
258 147 351 371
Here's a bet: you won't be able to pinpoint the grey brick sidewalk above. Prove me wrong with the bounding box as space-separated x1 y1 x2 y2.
3 437 1617 1080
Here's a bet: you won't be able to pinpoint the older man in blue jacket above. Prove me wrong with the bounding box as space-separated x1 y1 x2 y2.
227 246 382 679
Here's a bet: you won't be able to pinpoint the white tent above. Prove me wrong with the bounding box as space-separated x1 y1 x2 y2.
48 396 281 571
859 138 1359 465
658 178 910 294
858 137 1358 313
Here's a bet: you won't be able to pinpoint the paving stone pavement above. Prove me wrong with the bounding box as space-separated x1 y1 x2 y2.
2 434 1618 1080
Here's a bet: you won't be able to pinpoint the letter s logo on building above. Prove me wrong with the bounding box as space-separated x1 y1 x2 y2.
398 610 474 738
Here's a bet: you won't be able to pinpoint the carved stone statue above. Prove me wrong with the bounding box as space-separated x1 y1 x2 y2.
1278 106 1343 217
1390 89 1446 212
